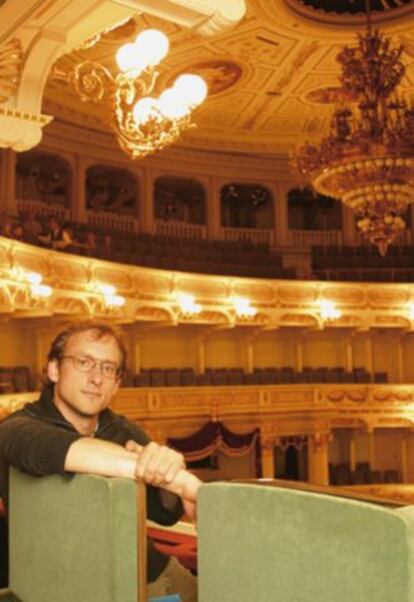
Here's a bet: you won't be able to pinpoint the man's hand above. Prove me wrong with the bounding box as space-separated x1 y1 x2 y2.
125 440 185 487
125 440 202 507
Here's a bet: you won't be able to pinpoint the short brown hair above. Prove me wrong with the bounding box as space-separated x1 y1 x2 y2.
46 320 127 381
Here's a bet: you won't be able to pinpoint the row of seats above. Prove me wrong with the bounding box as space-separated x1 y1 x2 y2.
314 268 414 282
131 366 388 388
329 462 400 486
312 244 414 270
0 366 37 394
70 228 293 279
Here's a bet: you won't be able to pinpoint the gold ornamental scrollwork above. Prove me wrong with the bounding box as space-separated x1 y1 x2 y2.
0 38 24 103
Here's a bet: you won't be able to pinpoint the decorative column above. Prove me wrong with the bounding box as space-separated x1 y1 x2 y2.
349 431 356 473
397 334 405 384
260 427 276 478
196 336 206 374
365 334 374 378
0 149 17 215
341 205 357 245
244 336 255 373
345 335 354 372
294 335 304 373
274 181 290 246
72 154 88 223
308 432 330 485
140 167 155 233
207 175 221 239
368 428 376 471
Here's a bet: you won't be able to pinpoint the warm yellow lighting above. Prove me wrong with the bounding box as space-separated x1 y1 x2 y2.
173 74 208 107
106 294 125 308
26 271 42 286
31 284 52 298
67 28 207 159
134 29 169 66
132 97 161 125
98 283 116 296
319 300 341 321
408 303 414 321
176 293 202 315
158 88 190 120
232 296 257 317
115 42 145 73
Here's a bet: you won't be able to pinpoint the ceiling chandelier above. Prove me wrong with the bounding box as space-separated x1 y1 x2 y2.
293 8 414 255
66 29 208 159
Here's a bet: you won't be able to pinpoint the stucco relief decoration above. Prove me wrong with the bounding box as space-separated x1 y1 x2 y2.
279 284 317 304
323 286 365 305
0 38 23 103
368 288 410 307
135 306 173 322
174 60 243 96
52 297 90 317
279 313 317 327
372 389 414 403
326 389 367 403
305 87 357 105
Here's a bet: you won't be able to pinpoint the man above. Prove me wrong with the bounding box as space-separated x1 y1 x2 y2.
0 321 201 601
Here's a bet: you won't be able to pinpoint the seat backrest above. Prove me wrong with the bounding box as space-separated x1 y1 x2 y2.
5 469 146 602
198 481 414 602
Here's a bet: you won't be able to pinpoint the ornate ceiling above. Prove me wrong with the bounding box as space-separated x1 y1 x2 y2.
42 0 414 158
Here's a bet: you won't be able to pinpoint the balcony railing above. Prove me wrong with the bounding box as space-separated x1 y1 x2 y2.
86 211 138 233
155 220 206 240
222 227 273 246
289 230 343 248
17 198 69 221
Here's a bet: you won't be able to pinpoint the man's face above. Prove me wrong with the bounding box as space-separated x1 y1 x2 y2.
47 329 122 429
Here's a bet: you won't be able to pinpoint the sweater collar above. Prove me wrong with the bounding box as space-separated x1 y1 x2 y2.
25 386 118 433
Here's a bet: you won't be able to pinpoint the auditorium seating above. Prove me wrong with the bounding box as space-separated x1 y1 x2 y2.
312 244 414 282
0 469 147 602
132 366 386 387
0 366 36 394
197 481 413 602
13 212 295 280
329 462 401 486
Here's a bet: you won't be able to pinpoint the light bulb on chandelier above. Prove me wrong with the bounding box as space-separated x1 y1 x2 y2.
67 28 208 159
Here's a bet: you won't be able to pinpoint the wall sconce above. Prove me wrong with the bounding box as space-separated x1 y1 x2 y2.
62 28 208 159
176 293 202 315
231 296 257 317
98 283 125 308
10 268 52 298
318 299 341 321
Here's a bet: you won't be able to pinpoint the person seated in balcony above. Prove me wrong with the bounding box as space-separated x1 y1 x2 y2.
12 223 24 242
0 320 200 601
37 216 61 248
0 218 15 239
21 213 42 244
52 222 74 251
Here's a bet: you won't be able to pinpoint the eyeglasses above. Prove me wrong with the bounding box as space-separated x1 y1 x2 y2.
61 354 121 379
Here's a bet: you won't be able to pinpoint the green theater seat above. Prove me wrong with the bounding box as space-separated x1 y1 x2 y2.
0 469 147 602
198 481 414 602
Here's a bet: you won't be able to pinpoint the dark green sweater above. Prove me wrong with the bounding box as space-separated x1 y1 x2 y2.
0 388 184 582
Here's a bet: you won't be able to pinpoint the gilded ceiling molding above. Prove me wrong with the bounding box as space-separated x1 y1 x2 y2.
0 38 23 103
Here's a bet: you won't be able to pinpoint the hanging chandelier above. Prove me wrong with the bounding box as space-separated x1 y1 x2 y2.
64 29 207 159
293 11 414 255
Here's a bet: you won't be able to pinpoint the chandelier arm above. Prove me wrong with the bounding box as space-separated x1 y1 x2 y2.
72 61 115 103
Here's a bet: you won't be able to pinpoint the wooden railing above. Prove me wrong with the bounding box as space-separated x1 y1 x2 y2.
155 220 206 240
222 227 273 245
86 211 138 233
17 199 69 221
289 229 343 248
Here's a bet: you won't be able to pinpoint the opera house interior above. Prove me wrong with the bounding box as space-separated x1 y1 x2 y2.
2 0 414 599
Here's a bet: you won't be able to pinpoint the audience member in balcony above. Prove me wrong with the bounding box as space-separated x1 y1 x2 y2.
52 222 74 251
12 223 24 242
0 320 200 601
37 216 61 248
102 233 112 258
84 231 97 255
0 218 15 239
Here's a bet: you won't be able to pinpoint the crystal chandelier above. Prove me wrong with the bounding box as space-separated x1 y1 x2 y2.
68 29 207 159
293 13 414 255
